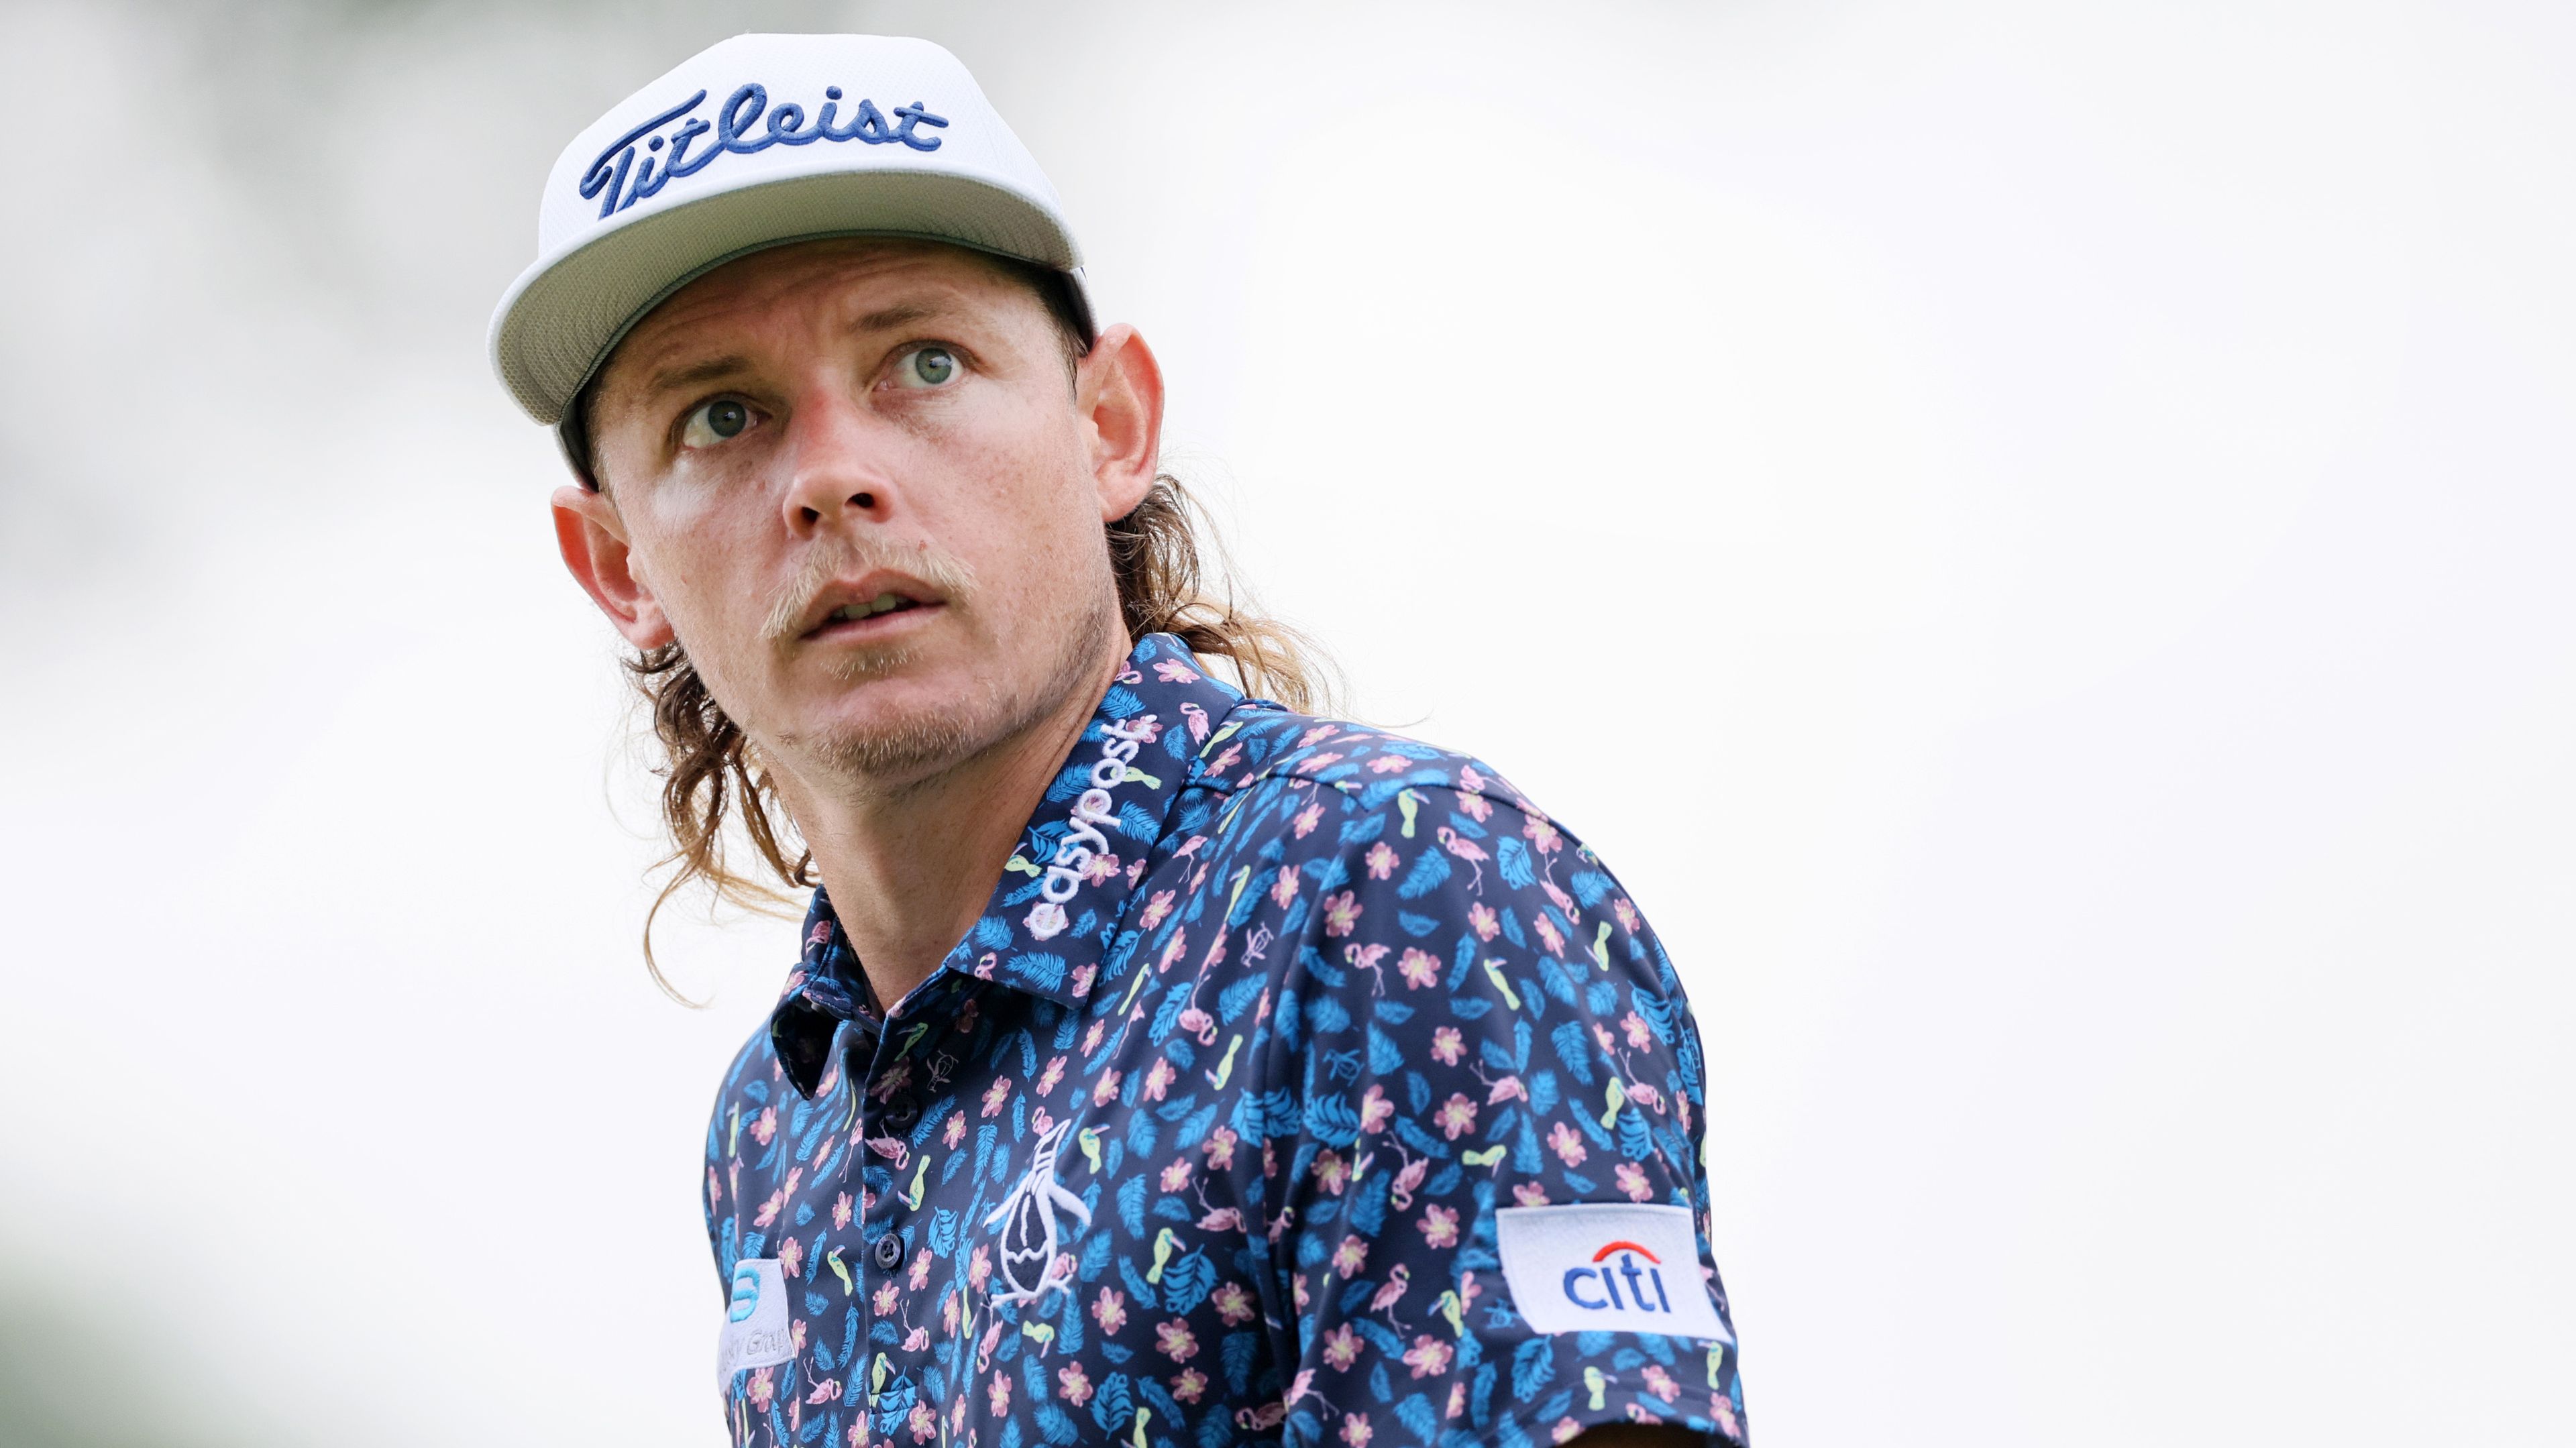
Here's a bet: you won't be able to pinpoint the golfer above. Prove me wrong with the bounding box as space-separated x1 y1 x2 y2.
489 33 1748 1448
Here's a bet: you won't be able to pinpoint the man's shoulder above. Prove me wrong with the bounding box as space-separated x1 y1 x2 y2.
1198 702 1554 828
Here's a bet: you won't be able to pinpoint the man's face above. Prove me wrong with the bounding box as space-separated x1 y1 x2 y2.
561 237 1159 785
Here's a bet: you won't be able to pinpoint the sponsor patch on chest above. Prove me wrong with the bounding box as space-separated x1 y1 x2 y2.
716 1258 796 1392
1494 1203 1731 1340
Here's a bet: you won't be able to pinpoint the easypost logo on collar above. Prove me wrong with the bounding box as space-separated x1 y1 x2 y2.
1495 1204 1732 1340
1024 715 1157 941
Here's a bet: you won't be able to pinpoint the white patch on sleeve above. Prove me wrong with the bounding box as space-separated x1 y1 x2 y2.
1495 1204 1732 1341
716 1258 796 1392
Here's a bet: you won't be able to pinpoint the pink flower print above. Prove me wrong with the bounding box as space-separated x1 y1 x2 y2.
1616 1162 1653 1202
1548 1121 1588 1166
1082 850 1122 885
1359 1084 1395 1133
1458 763 1487 793
754 1190 784 1229
873 1280 900 1316
1533 912 1565 957
909 1251 932 1290
1456 789 1493 822
1444 1382 1466 1420
981 1078 1013 1117
1365 842 1400 880
1403 1335 1454 1378
1614 897 1640 934
1212 1281 1256 1325
1432 1027 1465 1066
1173 1367 1208 1403
1342 1411 1376 1447
1270 866 1300 910
943 1114 969 1149
1069 963 1097 999
1322 891 1362 938
1397 948 1440 989
1622 1011 1654 1051
1641 1365 1679 1404
1093 1288 1127 1333
942 1292 961 1335
1297 723 1339 748
1525 814 1562 854
1314 1150 1349 1195
1140 890 1177 931
749 1367 777 1410
1158 930 1191 973
751 1107 779 1146
1419 1203 1460 1248
833 1191 854 1229
1593 1023 1618 1055
1332 1234 1370 1278
1157 1319 1199 1361
1058 1363 1093 1406
1293 1271 1312 1313
1144 1058 1177 1102
706 1165 722 1213
1513 1182 1550 1207
1468 903 1501 942
1161 1157 1193 1192
1083 1018 1109 1054
1209 744 1242 773
969 1245 992 1290
1366 753 1409 775
1434 1093 1479 1140
907 1402 937 1443
1293 799 1324 838
1093 1069 1123 1106
1321 1322 1362 1370
988 1372 1011 1416
779 1235 804 1278
1203 1124 1240 1169
1153 659 1201 683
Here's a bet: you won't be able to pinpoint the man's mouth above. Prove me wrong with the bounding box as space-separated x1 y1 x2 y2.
826 593 923 626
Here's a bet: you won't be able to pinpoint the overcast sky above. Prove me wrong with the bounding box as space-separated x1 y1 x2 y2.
1 1 2569 1445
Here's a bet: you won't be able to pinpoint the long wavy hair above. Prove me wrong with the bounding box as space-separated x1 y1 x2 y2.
602 262 1335 993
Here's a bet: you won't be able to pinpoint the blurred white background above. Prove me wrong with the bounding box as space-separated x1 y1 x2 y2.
1 0 2568 1443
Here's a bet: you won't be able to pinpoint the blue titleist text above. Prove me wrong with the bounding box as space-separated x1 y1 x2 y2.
580 84 949 220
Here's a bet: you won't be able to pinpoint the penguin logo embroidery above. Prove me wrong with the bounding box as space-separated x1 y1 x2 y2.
983 1120 1092 1307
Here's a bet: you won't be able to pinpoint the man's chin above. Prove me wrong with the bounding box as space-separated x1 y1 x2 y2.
776 665 1011 781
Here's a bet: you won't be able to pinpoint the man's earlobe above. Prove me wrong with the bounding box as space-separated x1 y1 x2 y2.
1081 324 1166 522
552 485 677 649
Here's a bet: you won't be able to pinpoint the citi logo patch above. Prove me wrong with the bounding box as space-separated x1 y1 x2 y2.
1495 1204 1732 1341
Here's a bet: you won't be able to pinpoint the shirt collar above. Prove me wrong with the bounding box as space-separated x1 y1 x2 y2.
768 632 1246 1093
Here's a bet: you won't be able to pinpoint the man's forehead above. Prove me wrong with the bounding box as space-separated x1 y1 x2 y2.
602 237 1029 396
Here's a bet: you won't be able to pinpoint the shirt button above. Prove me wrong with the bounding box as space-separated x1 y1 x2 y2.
883 1097 919 1133
871 1233 905 1272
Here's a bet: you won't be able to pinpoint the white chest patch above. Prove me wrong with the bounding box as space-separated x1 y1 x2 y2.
715 1257 796 1392
1494 1204 1732 1341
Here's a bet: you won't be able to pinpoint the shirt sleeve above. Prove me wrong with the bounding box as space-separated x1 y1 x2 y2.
1253 785 1748 1448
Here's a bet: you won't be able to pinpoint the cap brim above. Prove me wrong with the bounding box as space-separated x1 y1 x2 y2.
490 168 1081 425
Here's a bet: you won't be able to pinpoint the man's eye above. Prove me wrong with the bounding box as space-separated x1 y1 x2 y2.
894 345 959 389
682 398 754 448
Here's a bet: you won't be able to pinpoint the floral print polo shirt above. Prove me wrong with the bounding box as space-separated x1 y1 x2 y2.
704 633 1749 1448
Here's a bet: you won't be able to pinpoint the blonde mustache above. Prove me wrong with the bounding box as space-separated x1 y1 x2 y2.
761 537 980 647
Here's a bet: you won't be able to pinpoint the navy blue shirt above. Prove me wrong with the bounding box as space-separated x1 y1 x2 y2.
706 634 1748 1448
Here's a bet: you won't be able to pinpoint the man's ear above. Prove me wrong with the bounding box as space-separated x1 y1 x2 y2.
552 485 677 650
1075 323 1166 521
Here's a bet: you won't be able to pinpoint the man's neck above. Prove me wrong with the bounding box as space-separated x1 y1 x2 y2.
775 652 1122 1013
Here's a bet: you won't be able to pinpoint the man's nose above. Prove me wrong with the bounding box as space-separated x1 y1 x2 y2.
778 389 896 532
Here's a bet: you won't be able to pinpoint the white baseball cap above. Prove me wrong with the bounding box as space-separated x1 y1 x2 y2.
488 32 1089 437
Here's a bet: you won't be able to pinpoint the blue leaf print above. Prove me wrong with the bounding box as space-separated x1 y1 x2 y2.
1552 1021 1595 1084
1117 1174 1148 1235
1161 1249 1216 1314
1510 1338 1554 1402
1221 1331 1260 1394
1495 836 1535 890
1092 1373 1132 1435
1397 846 1451 899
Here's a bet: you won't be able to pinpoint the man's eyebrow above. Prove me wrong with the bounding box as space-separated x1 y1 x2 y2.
639 354 752 400
853 301 943 334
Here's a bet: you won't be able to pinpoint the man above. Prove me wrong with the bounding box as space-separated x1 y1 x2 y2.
490 33 1747 1448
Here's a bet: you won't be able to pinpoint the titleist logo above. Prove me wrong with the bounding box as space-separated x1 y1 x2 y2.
580 83 950 221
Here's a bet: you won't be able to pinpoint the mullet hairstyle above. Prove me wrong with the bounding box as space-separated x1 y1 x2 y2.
571 256 1336 995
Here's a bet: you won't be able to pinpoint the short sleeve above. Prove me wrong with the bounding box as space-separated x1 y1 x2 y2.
1256 789 1748 1448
